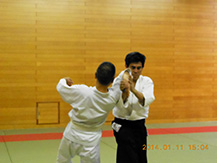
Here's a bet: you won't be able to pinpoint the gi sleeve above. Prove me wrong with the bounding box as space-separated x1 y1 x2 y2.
56 78 84 105
133 77 155 111
143 78 155 107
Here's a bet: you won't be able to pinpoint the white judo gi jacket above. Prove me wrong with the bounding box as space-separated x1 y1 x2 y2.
56 71 126 146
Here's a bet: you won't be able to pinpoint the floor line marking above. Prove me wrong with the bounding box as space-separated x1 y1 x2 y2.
1 126 217 142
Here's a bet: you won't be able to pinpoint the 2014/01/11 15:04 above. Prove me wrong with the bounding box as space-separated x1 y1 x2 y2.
142 144 209 150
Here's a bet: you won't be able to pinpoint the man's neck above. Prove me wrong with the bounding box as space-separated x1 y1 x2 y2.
96 81 108 93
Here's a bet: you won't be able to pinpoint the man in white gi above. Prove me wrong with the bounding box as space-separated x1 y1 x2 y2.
112 52 155 163
56 62 130 163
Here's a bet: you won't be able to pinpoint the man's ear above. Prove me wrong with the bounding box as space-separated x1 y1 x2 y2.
95 72 97 79
125 64 127 68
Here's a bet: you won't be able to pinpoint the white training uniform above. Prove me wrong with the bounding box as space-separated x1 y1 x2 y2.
113 71 155 121
56 71 126 163
111 71 155 163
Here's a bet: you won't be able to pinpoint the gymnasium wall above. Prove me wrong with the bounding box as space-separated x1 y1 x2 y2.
1 0 217 129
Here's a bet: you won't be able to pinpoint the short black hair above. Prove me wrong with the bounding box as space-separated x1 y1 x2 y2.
125 52 146 67
96 62 116 86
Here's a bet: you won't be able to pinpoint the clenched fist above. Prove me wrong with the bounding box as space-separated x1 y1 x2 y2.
64 77 73 86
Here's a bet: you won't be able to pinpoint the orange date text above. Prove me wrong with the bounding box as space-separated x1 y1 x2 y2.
142 144 208 151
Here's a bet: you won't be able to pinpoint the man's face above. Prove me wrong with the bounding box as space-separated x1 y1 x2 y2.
127 62 143 81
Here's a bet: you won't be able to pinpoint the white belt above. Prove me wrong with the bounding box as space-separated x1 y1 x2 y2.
71 121 102 132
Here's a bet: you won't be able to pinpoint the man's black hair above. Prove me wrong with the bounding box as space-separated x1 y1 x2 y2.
125 52 146 67
96 62 116 86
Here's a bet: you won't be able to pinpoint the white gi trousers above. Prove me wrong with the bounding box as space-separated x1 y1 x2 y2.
57 136 100 163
